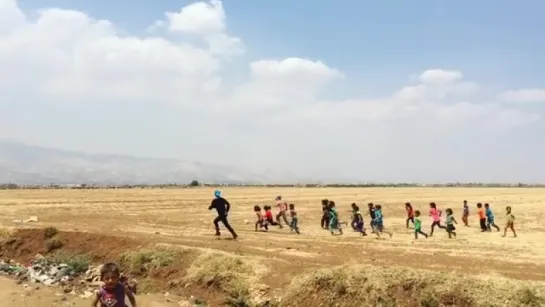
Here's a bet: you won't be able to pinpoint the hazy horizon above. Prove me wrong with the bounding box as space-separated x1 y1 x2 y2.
2 0 545 183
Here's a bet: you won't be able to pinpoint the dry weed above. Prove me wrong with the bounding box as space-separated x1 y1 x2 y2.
0 227 14 239
183 251 266 304
282 264 545 307
119 248 178 275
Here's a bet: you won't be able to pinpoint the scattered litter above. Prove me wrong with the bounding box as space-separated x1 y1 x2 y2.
0 254 137 295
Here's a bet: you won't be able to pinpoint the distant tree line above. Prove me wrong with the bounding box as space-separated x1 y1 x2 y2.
0 181 542 190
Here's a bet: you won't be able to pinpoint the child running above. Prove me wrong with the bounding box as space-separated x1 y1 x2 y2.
275 196 290 228
445 208 458 238
352 204 367 236
462 200 469 226
92 262 137 307
264 206 278 226
429 202 446 237
321 199 330 229
350 203 360 231
328 201 343 235
484 203 500 232
254 205 268 232
502 206 517 238
405 202 414 228
477 203 487 232
413 210 428 239
288 204 300 234
367 203 377 233
373 205 393 238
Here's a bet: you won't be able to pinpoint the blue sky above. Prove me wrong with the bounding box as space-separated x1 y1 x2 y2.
2 0 545 182
18 0 545 91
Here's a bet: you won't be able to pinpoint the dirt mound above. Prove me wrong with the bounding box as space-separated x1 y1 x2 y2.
0 228 141 264
282 264 545 307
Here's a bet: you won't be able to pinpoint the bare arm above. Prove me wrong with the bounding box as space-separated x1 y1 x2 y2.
453 217 458 224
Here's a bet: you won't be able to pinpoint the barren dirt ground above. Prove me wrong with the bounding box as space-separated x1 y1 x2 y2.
1 187 545 306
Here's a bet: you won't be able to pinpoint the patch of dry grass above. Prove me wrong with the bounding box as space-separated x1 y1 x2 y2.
282 264 545 307
0 227 13 239
183 251 267 305
119 248 178 275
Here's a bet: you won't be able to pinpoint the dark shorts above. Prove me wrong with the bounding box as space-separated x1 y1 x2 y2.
447 224 456 232
375 222 384 232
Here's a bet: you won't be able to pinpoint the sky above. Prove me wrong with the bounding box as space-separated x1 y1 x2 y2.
1 0 545 183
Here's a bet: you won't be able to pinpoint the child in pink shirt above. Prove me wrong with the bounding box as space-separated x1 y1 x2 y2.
429 202 446 237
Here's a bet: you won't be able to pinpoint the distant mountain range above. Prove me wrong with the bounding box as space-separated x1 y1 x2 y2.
0 141 292 185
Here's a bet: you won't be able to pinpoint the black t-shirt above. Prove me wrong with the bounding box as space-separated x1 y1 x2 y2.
209 197 230 216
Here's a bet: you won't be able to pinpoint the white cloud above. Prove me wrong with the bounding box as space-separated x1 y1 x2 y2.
499 88 545 103
0 0 542 182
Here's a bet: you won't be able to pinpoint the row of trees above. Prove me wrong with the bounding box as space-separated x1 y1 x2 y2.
0 181 541 190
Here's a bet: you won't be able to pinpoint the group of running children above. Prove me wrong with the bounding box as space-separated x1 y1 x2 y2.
90 194 519 307
253 197 518 239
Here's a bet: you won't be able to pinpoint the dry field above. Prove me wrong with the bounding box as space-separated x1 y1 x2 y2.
1 187 545 306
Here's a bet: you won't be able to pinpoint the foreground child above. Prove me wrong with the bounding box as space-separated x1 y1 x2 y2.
477 203 487 232
502 206 517 238
445 208 458 239
405 202 414 228
462 200 469 226
92 262 137 307
484 203 500 232
254 205 268 232
429 202 446 237
373 205 393 238
289 204 300 234
414 210 428 239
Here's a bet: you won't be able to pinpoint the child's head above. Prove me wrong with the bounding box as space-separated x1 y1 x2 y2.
289 204 295 210
506 206 512 213
484 203 489 208
446 208 453 215
351 203 357 209
477 202 482 208
463 200 467 205
100 262 121 288
329 201 336 208
429 202 436 209
264 205 270 211
367 202 374 209
321 199 329 206
405 202 412 209
375 204 382 210
275 196 282 201
254 205 261 212
415 210 421 217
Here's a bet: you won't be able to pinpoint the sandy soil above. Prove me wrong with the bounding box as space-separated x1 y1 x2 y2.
1 187 544 305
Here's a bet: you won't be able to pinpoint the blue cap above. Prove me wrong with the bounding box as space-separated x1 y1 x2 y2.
214 190 221 198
